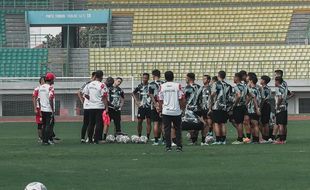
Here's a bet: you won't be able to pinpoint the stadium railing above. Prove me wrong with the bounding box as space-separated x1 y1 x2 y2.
2 32 308 48
1 1 310 10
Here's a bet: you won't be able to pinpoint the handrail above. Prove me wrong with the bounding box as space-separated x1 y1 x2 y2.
1 31 308 48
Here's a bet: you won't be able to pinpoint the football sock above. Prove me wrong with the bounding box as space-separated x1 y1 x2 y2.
201 136 206 143
237 137 243 142
216 136 220 142
279 135 285 141
172 138 177 144
271 135 275 140
138 133 142 137
222 136 226 142
283 135 287 141
253 136 259 142
155 137 159 143
263 136 269 141
103 134 107 140
246 133 251 139
147 134 150 139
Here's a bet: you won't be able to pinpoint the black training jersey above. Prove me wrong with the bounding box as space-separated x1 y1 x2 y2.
149 80 165 101
184 83 201 108
133 83 151 108
197 85 211 111
109 86 125 110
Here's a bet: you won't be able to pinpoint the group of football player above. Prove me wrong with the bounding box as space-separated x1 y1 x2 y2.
33 69 292 148
131 69 292 148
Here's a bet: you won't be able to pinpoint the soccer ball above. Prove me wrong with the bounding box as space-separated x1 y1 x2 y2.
106 135 115 143
121 135 131 144
186 132 191 141
139 136 148 144
131 135 140 143
205 136 214 144
115 135 123 143
25 182 47 190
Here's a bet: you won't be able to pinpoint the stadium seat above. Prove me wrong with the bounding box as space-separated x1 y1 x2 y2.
89 45 310 79
112 7 294 45
0 48 48 77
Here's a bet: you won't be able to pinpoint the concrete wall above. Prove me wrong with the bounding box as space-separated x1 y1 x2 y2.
0 79 309 116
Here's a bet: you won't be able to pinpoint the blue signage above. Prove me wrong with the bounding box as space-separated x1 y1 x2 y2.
27 10 111 25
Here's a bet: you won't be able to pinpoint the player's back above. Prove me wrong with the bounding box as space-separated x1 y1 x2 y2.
159 82 183 116
38 83 54 112
84 80 107 109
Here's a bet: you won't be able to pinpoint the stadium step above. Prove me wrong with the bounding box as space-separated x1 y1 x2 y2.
110 15 133 47
5 13 27 47
286 12 310 45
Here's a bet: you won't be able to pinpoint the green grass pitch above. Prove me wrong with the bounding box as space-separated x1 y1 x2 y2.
0 121 310 190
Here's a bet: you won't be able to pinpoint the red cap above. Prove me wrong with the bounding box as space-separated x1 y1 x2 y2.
45 72 56 81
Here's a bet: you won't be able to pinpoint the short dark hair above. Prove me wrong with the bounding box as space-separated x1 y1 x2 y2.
95 70 104 79
218 71 226 79
275 70 284 77
248 72 257 80
261 75 271 84
187 72 195 80
234 72 242 81
165 71 174 81
105 77 114 87
116 77 123 82
212 76 218 82
275 76 283 84
152 69 161 78
239 70 247 77
251 76 258 84
91 71 96 77
143 73 150 78
203 74 211 80
39 76 45 83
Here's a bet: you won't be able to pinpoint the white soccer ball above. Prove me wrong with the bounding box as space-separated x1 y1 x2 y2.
186 132 191 141
106 135 115 143
25 182 47 190
131 135 140 143
121 135 131 144
139 136 148 144
115 135 123 143
205 136 214 144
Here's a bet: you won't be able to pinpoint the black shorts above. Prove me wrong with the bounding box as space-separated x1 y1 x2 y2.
201 109 210 119
276 111 288 125
212 110 228 124
233 106 246 124
37 123 43 130
248 113 260 121
194 111 203 118
150 109 161 122
261 103 271 124
137 107 151 119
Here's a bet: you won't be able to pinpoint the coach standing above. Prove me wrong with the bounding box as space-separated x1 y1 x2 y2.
83 70 109 144
158 71 185 152
38 72 56 145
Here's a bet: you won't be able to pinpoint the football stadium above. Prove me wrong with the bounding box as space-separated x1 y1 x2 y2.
1 0 310 190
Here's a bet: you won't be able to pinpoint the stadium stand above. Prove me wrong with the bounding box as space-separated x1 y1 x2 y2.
0 48 48 77
88 0 310 5
113 7 293 45
0 11 5 46
89 45 310 79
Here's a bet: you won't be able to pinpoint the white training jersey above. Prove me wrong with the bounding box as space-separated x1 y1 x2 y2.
38 84 55 113
158 82 184 116
80 81 92 110
83 80 108 109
